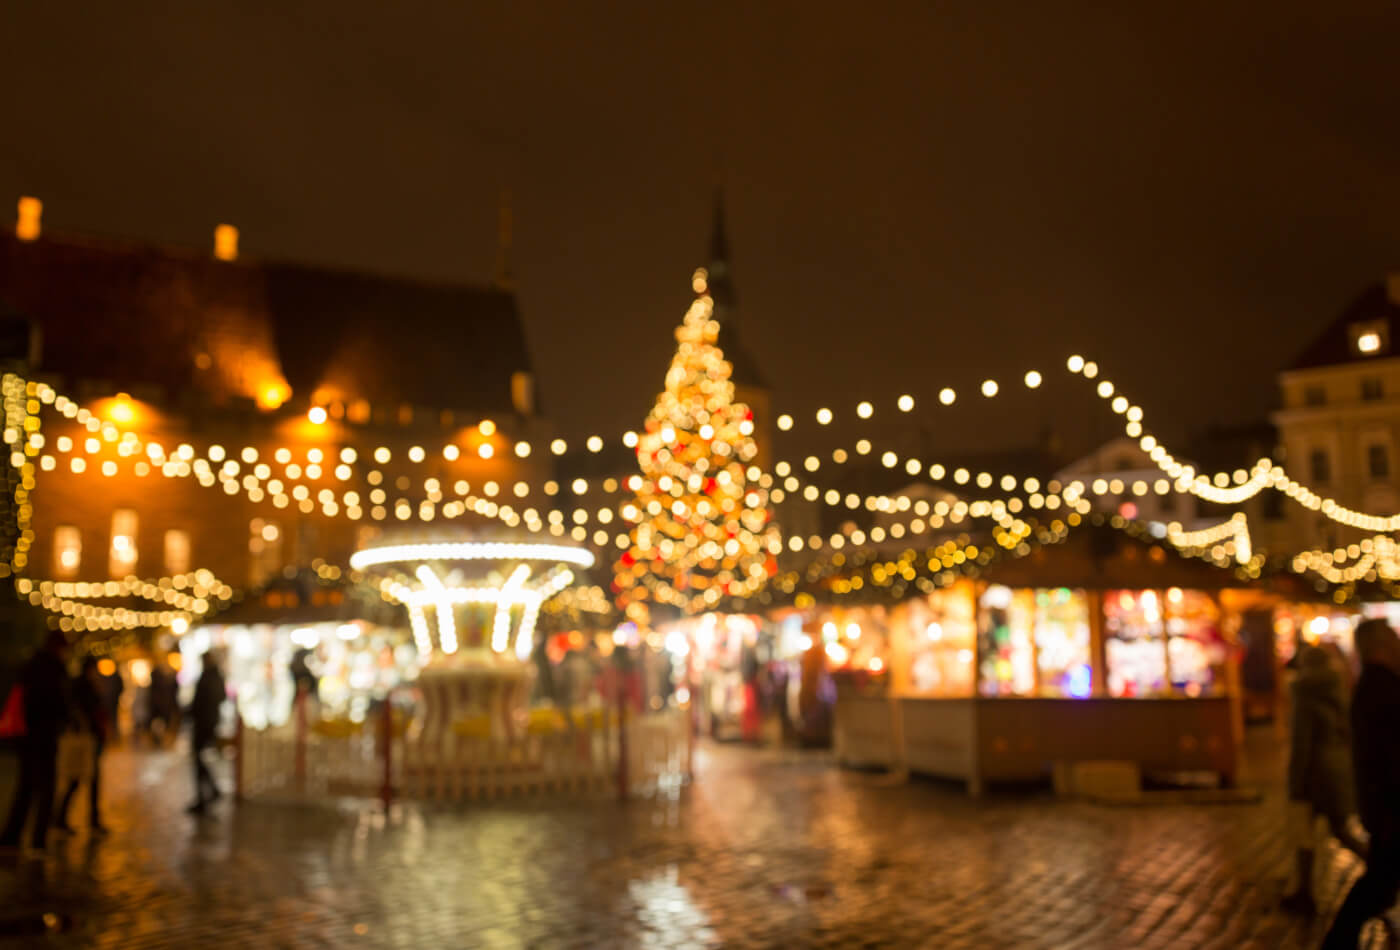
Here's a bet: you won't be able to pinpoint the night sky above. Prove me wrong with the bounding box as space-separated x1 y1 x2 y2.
4 3 1399 463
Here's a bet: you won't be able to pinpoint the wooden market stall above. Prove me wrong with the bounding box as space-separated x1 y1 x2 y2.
831 521 1281 795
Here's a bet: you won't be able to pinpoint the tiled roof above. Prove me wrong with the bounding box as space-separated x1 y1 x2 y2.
0 230 532 414
1289 281 1400 371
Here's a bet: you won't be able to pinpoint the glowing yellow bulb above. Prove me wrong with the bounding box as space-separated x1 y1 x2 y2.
478 443 494 459
308 407 328 425
514 441 531 458
587 436 603 452
897 395 914 412
443 444 460 461
939 388 956 405
408 446 425 463
1024 371 1042 388
1067 355 1084 373
776 414 793 431
856 401 873 419
622 431 639 447
551 439 567 455
816 408 833 425
981 380 998 397
478 419 496 436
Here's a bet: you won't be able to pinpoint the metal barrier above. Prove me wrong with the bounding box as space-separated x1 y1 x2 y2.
236 700 692 805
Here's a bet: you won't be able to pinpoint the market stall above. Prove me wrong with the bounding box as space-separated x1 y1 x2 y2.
831 522 1266 794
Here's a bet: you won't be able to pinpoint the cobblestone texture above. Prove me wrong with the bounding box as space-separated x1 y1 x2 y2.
0 729 1392 948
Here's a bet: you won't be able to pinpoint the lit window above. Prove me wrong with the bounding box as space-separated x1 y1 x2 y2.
54 525 81 577
110 509 138 578
1352 322 1388 357
164 529 191 574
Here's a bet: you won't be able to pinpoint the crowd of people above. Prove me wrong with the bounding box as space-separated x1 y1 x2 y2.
1283 618 1400 947
2 620 1398 945
1 636 230 850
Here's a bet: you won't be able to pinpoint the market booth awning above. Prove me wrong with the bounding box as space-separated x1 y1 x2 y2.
975 520 1246 592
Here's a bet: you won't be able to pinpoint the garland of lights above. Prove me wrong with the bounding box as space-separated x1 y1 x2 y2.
11 341 1397 600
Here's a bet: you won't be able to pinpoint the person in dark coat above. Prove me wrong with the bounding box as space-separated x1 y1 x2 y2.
1280 645 1365 913
1322 619 1400 948
0 631 72 850
55 656 109 834
187 651 227 814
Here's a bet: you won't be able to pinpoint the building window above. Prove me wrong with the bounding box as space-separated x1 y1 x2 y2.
1369 444 1390 480
249 518 283 586
1310 449 1331 485
54 526 81 578
109 509 138 578
164 529 191 574
1351 320 1389 358
1362 378 1384 401
1304 386 1326 407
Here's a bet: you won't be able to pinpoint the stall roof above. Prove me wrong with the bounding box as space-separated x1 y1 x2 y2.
977 519 1245 591
203 570 399 629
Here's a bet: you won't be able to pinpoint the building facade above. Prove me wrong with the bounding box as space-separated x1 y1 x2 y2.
1273 276 1400 553
2 202 556 626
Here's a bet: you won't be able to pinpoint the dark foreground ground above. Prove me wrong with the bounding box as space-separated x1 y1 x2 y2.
0 727 1387 949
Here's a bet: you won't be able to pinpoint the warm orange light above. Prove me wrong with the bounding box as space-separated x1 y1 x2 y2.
96 658 117 677
257 382 290 410
308 406 328 425
109 394 136 425
167 653 183 671
16 197 41 241
214 224 239 261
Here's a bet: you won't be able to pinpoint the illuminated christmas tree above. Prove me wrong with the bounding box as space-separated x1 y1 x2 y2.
613 268 779 622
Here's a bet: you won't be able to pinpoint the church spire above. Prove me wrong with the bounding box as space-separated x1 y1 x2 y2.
705 189 736 313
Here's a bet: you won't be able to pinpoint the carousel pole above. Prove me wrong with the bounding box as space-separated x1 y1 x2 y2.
616 659 629 802
379 689 394 809
233 708 244 803
294 689 307 793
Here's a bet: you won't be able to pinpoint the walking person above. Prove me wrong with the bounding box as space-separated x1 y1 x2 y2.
186 651 226 815
1280 645 1366 914
0 631 72 851
55 656 109 835
1321 619 1400 948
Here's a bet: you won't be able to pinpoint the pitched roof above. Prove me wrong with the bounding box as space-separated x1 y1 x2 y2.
1289 279 1400 371
0 229 532 413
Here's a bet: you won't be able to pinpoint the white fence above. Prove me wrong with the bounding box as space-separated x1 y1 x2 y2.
237 706 691 804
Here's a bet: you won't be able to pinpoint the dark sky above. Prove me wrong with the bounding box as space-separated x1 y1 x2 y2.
4 2 1399 463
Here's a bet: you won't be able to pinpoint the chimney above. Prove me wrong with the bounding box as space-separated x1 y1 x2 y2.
1388 273 1400 306
214 224 239 261
15 196 41 241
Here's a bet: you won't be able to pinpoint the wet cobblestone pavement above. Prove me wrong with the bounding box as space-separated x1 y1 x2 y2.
0 730 1388 948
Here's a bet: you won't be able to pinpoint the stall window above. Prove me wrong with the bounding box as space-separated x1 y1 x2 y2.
164 529 191 574
1032 588 1093 698
1368 444 1390 480
978 585 1036 696
109 509 138 578
907 586 977 697
1104 590 1167 697
1309 449 1331 485
1163 588 1226 697
54 525 81 578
